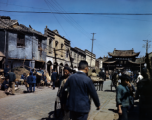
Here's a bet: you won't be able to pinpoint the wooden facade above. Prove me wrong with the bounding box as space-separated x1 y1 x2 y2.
103 49 145 72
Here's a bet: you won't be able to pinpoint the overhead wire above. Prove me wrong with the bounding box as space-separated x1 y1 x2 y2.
49 0 90 39
44 0 71 41
45 0 91 60
0 2 50 11
44 0 83 63
1 9 152 15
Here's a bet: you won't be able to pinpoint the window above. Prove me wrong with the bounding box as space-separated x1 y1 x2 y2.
55 41 58 47
77 55 79 61
49 39 52 53
74 53 76 59
36 36 42 50
66 50 69 58
61 43 64 57
17 33 25 47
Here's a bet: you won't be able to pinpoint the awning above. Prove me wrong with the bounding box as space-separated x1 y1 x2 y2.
0 51 5 61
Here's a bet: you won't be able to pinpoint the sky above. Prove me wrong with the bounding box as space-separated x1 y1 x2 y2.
0 0 152 58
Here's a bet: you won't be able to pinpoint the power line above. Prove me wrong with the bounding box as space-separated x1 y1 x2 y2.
0 2 50 11
44 0 71 41
1 9 152 15
45 0 89 63
45 0 90 40
50 0 90 37
46 0 95 61
0 1 90 39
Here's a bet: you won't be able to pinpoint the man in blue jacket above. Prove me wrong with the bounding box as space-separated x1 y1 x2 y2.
62 60 100 120
27 71 33 92
32 72 37 92
116 74 134 120
51 69 57 90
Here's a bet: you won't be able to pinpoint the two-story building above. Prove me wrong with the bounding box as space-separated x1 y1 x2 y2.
44 26 71 75
85 49 96 68
70 47 86 68
0 16 47 70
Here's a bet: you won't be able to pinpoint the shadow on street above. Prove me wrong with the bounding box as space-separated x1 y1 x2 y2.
41 111 62 120
104 90 116 92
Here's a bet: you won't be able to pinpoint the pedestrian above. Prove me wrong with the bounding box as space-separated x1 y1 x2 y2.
51 69 57 90
62 60 100 120
58 66 71 120
8 69 16 95
90 69 97 77
130 74 133 83
42 73 47 86
18 73 26 86
98 69 106 91
24 73 30 92
4 65 9 80
136 72 143 83
27 71 33 93
112 72 119 89
127 80 136 111
116 74 134 120
133 73 137 83
99 69 106 81
1 78 9 93
58 71 63 88
32 72 36 92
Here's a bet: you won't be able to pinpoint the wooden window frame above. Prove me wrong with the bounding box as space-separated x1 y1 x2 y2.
17 33 25 47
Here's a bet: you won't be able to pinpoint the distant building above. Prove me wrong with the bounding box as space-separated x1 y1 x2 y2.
95 57 103 69
70 47 86 68
103 48 144 72
85 49 96 68
0 16 47 70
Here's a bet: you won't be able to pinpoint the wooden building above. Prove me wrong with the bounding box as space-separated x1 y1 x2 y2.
0 16 47 70
103 48 145 72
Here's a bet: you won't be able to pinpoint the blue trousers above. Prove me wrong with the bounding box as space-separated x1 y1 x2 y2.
52 79 56 88
70 111 88 120
119 107 128 120
29 83 36 92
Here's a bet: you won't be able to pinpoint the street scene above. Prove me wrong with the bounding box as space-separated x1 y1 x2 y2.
0 0 152 120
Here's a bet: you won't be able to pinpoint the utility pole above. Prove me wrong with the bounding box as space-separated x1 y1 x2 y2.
90 33 96 69
143 40 151 54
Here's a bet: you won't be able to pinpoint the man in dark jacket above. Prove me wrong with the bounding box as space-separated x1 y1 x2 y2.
27 71 33 92
8 69 16 95
116 74 133 120
51 69 57 90
62 60 100 120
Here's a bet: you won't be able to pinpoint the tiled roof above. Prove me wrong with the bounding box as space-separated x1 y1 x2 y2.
108 49 140 57
0 16 46 37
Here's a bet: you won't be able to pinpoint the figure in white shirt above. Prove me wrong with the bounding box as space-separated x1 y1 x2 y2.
137 72 143 83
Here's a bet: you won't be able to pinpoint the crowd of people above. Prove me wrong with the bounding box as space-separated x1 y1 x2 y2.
1 61 146 120
110 70 144 120
0 65 51 94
